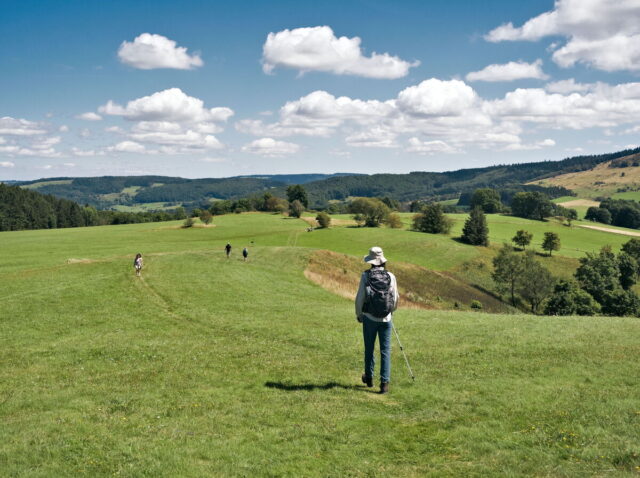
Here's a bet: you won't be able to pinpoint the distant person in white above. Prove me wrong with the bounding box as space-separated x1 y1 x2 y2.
355 246 399 394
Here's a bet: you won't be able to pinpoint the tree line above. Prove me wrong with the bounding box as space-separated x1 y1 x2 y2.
15 147 640 210
493 239 640 317
0 183 187 231
586 198 640 229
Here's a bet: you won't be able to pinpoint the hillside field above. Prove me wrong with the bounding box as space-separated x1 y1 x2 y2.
530 153 640 200
1 213 639 476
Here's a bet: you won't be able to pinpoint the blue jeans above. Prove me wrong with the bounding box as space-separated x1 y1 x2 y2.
363 316 392 383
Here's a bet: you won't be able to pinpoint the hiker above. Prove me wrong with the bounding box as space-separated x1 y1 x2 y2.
225 243 232 258
134 253 143 277
242 247 248 261
355 246 399 394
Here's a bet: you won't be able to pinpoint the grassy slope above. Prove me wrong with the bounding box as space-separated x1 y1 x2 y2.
530 155 640 199
2 214 640 476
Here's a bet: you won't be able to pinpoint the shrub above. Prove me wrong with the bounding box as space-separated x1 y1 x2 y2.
182 217 195 228
413 203 453 234
386 212 403 229
349 198 390 227
544 280 600 316
470 300 483 310
316 212 331 228
199 210 213 225
289 200 304 218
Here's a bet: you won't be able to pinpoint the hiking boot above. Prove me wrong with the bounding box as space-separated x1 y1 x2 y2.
380 382 389 394
361 374 373 388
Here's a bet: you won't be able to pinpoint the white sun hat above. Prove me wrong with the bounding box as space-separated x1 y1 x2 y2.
363 246 387 266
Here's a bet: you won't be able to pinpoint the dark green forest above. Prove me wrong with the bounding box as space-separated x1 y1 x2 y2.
0 183 186 231
8 147 640 210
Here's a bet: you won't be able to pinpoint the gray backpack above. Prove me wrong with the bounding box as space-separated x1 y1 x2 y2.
363 269 394 318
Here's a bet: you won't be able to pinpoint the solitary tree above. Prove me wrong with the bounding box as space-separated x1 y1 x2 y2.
412 203 453 234
565 208 578 226
492 244 524 306
315 212 331 228
349 198 390 227
512 230 533 250
199 210 213 225
542 232 561 256
286 185 308 208
461 207 489 246
289 199 304 218
518 251 555 313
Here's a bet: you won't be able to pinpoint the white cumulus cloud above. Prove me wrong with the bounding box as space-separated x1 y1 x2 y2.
118 33 203 70
262 26 419 79
77 112 103 121
545 78 596 93
466 59 549 82
0 161 15 167
406 137 457 154
397 79 478 116
241 138 300 157
98 89 232 153
108 141 147 153
99 88 233 123
0 117 47 135
485 0 640 72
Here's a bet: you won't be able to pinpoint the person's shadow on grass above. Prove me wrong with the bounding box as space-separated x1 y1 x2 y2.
264 381 370 392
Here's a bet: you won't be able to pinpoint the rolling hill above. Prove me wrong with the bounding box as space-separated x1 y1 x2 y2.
530 151 640 200
2 212 639 475
11 147 640 210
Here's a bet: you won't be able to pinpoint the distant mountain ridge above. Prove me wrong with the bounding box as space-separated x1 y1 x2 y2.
11 147 640 209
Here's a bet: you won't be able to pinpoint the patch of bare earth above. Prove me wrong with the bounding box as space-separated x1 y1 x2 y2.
557 199 600 208
304 250 510 313
300 216 356 227
578 225 640 237
66 258 95 264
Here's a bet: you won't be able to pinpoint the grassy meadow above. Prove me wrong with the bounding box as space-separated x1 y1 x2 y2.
1 213 640 476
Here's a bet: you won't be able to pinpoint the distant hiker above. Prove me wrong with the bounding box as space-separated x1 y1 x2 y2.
225 243 232 258
242 247 248 261
134 253 143 277
355 246 399 394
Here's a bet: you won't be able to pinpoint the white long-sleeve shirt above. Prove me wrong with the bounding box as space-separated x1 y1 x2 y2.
355 268 399 322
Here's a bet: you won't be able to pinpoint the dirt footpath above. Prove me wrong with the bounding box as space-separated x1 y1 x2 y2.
578 225 640 237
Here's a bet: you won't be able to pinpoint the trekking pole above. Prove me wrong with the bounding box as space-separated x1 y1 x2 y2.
392 322 415 382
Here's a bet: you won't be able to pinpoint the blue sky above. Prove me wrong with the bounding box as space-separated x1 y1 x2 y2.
1 0 640 180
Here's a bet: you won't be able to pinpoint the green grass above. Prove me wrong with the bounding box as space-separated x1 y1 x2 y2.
446 213 632 258
2 213 640 476
552 196 577 203
612 190 640 201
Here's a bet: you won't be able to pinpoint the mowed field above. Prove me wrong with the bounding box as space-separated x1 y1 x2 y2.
1 213 640 476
